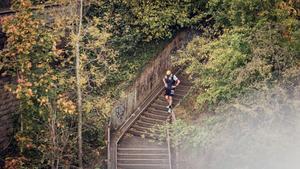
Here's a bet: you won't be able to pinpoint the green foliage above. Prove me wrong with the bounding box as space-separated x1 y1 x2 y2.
1 1 116 168
90 0 207 50
177 0 300 110
1 3 72 168
1 0 299 168
207 0 299 28
86 1 178 98
171 1 300 166
155 119 220 148
104 39 170 97
165 71 300 146
167 77 300 169
85 0 209 99
119 0 207 41
162 1 300 168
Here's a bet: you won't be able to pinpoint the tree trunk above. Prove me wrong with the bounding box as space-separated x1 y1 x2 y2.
50 106 57 169
76 0 84 168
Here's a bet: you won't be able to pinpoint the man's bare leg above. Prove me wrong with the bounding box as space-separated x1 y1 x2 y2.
167 96 173 113
165 95 168 105
165 95 172 108
169 96 173 108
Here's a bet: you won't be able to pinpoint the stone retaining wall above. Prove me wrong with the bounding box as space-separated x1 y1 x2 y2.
111 31 189 129
0 77 18 151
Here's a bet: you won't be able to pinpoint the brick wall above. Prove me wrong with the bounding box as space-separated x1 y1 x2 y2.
0 0 10 10
0 77 18 151
0 30 5 50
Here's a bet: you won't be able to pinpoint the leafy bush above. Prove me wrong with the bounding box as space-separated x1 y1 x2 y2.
176 11 299 110
165 75 300 169
169 1 300 167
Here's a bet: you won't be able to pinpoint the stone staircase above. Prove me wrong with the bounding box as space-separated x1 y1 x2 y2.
116 74 191 169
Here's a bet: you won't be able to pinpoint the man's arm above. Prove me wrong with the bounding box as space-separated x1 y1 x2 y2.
175 79 180 87
172 79 180 88
163 77 167 88
173 75 180 88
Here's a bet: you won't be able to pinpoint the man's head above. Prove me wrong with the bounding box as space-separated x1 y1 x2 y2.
166 70 171 76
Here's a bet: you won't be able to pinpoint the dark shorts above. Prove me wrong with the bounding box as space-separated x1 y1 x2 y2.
165 88 175 96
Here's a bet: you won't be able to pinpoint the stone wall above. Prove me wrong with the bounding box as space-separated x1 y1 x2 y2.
0 77 18 151
0 4 78 153
0 30 5 50
111 31 189 129
0 4 17 152
0 0 10 10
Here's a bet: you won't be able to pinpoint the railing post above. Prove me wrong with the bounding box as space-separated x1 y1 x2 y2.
167 127 172 169
171 111 179 169
107 120 111 169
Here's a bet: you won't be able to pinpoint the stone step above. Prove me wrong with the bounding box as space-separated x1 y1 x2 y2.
143 110 169 120
135 120 156 128
150 99 166 106
158 95 181 102
170 86 190 92
156 97 182 106
118 147 168 151
159 92 186 98
131 124 163 135
127 128 161 139
145 109 170 120
160 86 189 94
117 163 169 169
117 158 169 165
177 81 193 88
139 115 167 125
148 103 167 111
131 124 154 133
174 90 189 97
152 99 168 106
147 107 171 116
117 153 169 159
118 136 167 147
180 81 192 86
118 146 168 154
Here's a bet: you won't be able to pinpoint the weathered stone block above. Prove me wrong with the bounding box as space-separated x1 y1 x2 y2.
0 77 18 151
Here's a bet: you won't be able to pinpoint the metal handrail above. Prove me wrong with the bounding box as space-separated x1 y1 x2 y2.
111 68 183 169
166 109 177 169
117 81 165 132
116 68 182 142
114 82 165 169
167 66 182 169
